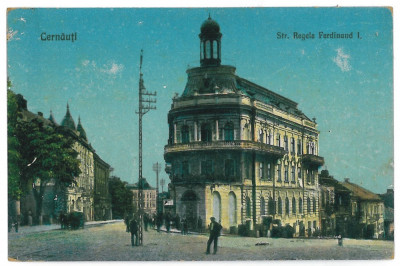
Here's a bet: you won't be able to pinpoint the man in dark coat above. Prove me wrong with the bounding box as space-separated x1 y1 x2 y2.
129 218 139 246
206 217 222 254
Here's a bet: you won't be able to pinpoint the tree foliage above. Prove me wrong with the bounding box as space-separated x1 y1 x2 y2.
7 89 22 200
8 88 81 218
108 176 134 219
15 118 81 218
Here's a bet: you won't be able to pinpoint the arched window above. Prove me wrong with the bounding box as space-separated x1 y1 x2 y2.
181 125 189 144
307 197 311 213
292 197 296 214
201 123 212 142
260 197 265 216
278 197 283 215
213 40 218 59
268 197 274 215
213 191 221 222
246 196 251 217
200 41 204 60
259 129 264 143
224 122 234 141
299 197 303 214
228 192 237 226
285 197 290 215
205 40 211 59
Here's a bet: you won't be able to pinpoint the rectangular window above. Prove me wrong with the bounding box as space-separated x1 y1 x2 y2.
267 163 272 180
284 136 288 151
291 166 296 183
259 162 264 179
276 134 281 147
291 137 295 154
277 165 282 182
297 139 302 155
311 170 315 185
284 166 289 182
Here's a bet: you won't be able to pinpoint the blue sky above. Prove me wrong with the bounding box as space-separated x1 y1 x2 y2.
7 7 393 193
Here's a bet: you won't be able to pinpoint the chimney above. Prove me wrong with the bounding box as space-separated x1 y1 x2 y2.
344 178 350 183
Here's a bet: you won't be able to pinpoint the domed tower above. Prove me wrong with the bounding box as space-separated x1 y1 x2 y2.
61 103 76 130
77 116 88 141
199 15 222 67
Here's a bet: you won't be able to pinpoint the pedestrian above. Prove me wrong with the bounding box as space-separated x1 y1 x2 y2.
183 218 188 235
165 212 171 233
175 214 181 230
197 216 202 233
129 218 139 246
206 217 222 254
156 212 163 232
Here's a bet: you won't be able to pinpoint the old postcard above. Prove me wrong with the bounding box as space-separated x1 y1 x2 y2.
6 6 394 261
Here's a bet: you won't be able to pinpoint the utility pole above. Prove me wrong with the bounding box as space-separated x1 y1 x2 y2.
135 49 156 245
153 162 162 213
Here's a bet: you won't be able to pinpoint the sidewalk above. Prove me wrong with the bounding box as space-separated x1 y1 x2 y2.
8 219 124 235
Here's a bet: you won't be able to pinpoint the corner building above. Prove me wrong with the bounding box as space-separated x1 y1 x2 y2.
164 17 324 236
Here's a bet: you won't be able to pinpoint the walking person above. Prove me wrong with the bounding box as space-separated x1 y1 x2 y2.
197 216 203 233
206 217 222 254
129 218 139 246
165 212 171 233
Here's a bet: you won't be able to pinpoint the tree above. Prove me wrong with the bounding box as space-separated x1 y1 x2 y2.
108 176 134 219
7 89 22 201
15 117 81 221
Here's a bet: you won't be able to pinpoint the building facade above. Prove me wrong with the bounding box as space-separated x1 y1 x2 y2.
19 100 112 224
128 178 157 215
164 17 324 235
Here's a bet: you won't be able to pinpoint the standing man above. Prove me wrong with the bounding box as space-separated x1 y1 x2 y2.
206 217 222 254
129 217 139 246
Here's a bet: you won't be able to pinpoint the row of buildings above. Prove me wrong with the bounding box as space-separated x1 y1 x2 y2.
15 95 112 225
162 16 390 239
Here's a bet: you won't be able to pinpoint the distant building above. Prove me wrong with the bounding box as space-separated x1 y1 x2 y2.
340 178 385 239
379 188 394 239
18 98 112 224
319 170 385 239
164 16 324 235
128 178 157 215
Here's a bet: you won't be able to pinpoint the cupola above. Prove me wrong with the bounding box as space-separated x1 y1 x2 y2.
199 15 222 67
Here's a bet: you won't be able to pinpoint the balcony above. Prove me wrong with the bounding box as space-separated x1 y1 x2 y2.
301 154 324 167
164 140 286 157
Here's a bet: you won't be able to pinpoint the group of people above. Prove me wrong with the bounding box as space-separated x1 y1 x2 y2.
125 213 222 254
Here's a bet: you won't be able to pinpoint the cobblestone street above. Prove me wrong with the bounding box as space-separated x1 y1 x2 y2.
8 221 394 261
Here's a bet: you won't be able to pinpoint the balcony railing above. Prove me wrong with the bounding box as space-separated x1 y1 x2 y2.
164 140 286 157
301 154 324 167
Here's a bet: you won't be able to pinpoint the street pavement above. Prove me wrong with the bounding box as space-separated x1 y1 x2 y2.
8 221 394 261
